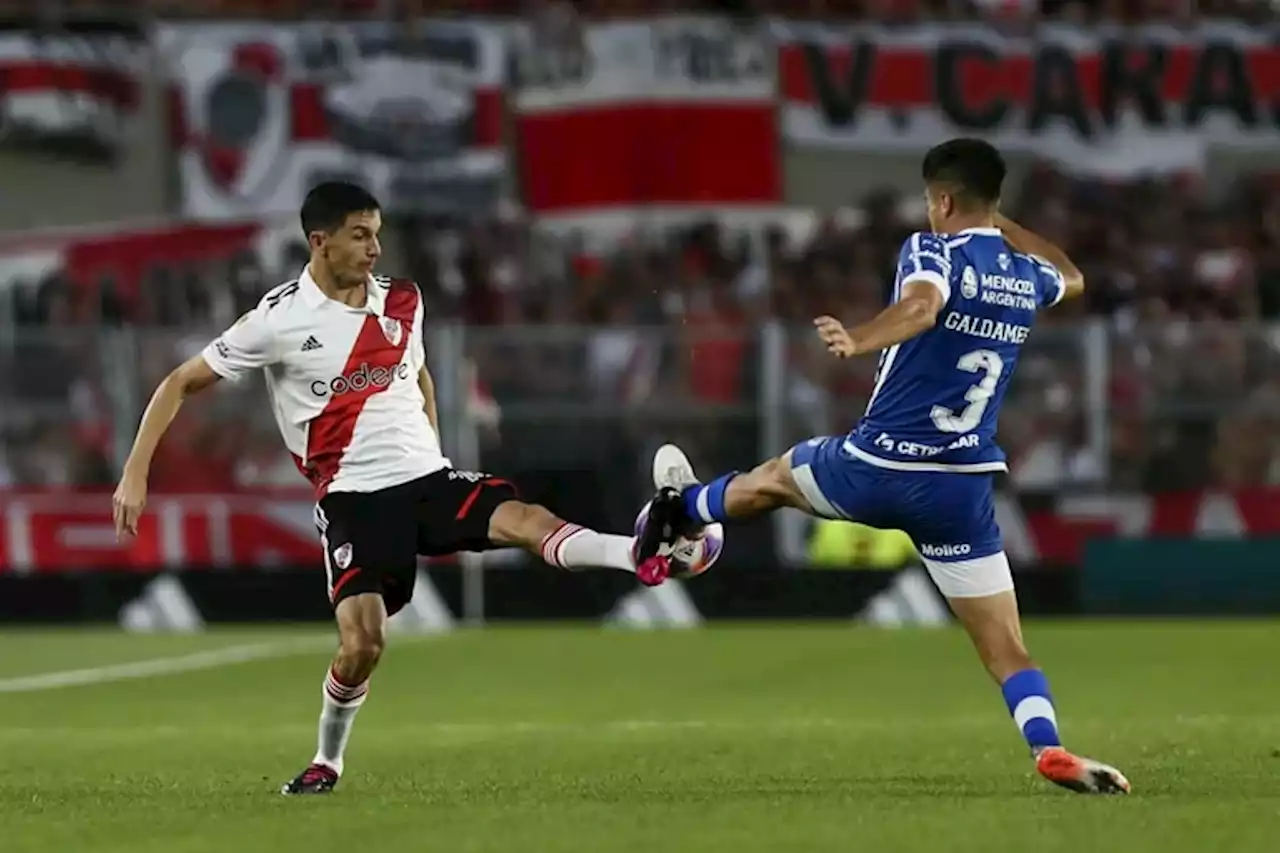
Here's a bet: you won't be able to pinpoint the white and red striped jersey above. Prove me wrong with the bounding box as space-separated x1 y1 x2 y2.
201 266 449 497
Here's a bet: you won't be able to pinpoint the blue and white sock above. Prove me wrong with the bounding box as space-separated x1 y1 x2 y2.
680 473 738 524
1001 668 1062 753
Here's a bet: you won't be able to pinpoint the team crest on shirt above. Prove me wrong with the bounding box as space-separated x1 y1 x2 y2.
333 543 353 570
380 316 403 346
961 267 979 299
998 252 1011 271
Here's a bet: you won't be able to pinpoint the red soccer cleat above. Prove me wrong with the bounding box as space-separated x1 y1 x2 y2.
1035 746 1130 795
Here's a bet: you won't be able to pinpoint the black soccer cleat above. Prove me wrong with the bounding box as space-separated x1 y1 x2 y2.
633 486 690 566
281 763 339 795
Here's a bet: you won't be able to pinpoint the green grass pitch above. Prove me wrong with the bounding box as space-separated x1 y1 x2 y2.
1 622 1279 852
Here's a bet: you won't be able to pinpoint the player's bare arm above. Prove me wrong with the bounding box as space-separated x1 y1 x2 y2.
813 280 945 359
271 182 673 796
417 365 439 433
112 354 223 538
994 213 1085 301
639 140 1129 798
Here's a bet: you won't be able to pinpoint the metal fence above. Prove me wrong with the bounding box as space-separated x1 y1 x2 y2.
18 318 1280 502
0 318 1166 505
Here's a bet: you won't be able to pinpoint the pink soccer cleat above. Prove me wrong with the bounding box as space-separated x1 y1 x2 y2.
634 553 672 587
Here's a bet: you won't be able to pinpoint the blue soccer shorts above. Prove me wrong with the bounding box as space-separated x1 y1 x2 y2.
786 436 1013 598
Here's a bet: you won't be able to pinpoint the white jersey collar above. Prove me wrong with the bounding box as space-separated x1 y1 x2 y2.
299 264 381 314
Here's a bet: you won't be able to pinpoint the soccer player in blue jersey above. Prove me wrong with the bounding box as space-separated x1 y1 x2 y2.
633 138 1130 795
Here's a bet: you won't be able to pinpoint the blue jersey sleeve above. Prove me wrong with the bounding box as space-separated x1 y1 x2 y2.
895 232 952 301
1029 253 1067 308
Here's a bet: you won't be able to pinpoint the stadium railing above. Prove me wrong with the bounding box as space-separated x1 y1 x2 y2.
13 317 1280 498
0 319 1143 497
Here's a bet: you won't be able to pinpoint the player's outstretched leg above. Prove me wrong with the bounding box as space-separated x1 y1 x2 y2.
941 577 1130 795
633 443 819 584
634 443 815 581
283 592 385 795
486 500 673 587
663 443 814 522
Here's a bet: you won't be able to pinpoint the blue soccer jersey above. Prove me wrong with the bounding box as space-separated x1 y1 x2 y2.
845 228 1067 473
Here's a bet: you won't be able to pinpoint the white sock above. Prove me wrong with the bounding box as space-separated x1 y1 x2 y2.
314 666 368 775
539 523 635 572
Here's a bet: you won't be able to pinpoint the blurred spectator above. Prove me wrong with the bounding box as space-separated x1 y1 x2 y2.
7 1 1280 495
15 0 1279 23
11 160 1280 494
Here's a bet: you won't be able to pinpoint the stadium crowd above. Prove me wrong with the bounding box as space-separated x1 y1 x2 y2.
16 0 1280 22
423 163 1280 496
4 0 1280 494
5 163 1280 495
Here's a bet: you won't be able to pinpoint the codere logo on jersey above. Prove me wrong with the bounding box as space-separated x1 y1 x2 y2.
310 362 411 397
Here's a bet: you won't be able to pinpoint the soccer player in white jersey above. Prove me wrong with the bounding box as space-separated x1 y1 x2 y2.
112 182 674 795
633 139 1130 795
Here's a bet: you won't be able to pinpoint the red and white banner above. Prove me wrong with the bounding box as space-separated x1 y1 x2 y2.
512 16 781 242
0 22 144 160
1001 490 1280 566
0 491 477 573
0 492 318 573
160 20 506 221
776 21 1280 174
4 488 1280 573
0 217 302 307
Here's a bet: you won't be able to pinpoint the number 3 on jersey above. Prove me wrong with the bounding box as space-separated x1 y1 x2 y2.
931 349 1004 433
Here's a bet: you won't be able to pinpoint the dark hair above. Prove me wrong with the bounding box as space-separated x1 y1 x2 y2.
300 181 381 236
921 138 1006 209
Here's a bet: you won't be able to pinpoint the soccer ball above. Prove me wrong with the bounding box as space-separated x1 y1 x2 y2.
633 500 725 578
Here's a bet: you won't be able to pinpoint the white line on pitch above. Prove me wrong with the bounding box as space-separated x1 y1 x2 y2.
0 637 336 695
